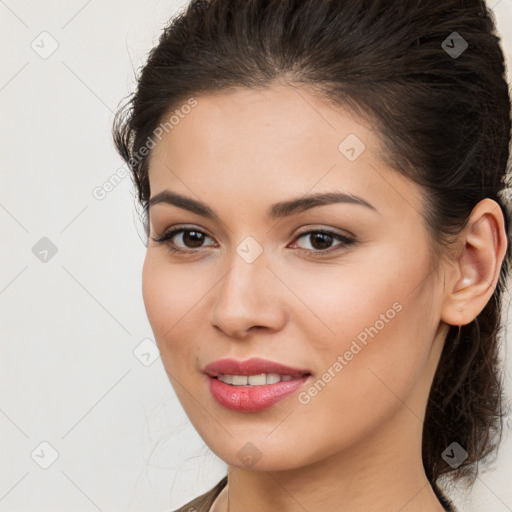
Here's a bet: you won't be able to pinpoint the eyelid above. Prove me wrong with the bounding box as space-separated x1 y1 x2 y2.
289 227 355 252
292 225 355 241
150 225 216 246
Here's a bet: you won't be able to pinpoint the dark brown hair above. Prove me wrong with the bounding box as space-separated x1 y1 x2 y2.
112 0 512 496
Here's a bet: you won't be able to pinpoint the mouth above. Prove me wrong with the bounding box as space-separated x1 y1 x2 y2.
206 374 312 412
212 372 310 386
203 357 312 380
204 358 313 412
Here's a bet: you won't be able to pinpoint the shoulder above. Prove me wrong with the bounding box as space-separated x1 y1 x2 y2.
166 476 228 512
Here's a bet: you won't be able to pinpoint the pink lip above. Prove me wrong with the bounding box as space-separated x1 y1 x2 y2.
204 358 312 413
203 357 311 378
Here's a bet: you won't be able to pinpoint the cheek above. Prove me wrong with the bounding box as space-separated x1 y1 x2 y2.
282 298 435 459
141 251 204 357
285 246 438 399
276 251 416 349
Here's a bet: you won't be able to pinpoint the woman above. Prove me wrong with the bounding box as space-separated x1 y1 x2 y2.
112 0 511 510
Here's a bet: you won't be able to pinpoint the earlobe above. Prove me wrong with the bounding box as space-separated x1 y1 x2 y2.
441 198 508 326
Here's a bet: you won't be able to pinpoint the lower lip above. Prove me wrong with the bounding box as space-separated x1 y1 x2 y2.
207 375 311 412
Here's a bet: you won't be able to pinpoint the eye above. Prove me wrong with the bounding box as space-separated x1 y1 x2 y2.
150 226 216 254
151 226 356 257
290 228 355 255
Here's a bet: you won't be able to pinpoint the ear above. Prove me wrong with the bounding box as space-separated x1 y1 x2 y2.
441 198 508 326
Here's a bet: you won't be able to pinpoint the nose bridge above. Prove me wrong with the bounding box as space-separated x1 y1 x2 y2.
210 238 285 337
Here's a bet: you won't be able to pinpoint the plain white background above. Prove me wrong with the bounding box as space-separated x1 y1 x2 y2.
1 1 511 511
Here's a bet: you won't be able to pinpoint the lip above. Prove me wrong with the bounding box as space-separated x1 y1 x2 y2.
204 358 313 413
203 357 311 378
207 375 311 412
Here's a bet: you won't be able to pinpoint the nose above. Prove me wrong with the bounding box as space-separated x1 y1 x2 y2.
210 248 287 340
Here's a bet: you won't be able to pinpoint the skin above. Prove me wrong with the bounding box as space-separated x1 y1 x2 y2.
142 83 507 512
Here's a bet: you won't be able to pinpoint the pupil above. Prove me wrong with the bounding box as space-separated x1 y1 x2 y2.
184 231 204 248
311 233 332 250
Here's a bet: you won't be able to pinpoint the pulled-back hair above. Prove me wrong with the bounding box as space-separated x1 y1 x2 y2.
112 0 512 493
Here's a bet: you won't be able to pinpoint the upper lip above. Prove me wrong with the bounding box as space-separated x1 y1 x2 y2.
204 357 312 378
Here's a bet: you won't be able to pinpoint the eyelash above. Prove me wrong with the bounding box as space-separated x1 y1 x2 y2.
150 226 356 257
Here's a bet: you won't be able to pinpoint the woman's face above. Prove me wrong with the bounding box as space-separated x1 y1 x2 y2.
143 84 449 471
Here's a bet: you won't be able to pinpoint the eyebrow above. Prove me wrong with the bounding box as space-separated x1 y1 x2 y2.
147 190 377 219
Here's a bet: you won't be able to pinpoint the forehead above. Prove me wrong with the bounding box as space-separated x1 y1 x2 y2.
147 84 424 220
149 83 378 169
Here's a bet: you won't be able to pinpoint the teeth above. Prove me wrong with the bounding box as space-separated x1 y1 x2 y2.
217 373 296 386
248 374 267 385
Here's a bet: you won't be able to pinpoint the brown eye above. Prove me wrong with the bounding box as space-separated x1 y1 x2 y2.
306 232 335 250
151 227 216 253
291 229 355 255
179 230 206 248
